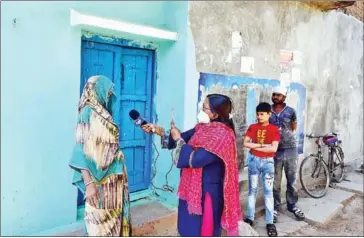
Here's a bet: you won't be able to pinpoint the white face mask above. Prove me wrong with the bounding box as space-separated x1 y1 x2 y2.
197 110 211 124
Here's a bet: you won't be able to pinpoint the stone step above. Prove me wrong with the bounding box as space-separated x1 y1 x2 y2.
296 187 356 226
58 201 177 236
253 188 356 236
131 202 177 236
335 171 364 196
60 199 268 237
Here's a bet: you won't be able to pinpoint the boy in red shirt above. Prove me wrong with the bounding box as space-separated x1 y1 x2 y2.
243 102 280 237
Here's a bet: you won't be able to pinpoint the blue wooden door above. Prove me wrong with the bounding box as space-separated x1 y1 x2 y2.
80 40 154 195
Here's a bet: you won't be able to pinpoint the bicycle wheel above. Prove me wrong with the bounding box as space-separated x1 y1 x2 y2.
330 146 345 183
299 155 330 198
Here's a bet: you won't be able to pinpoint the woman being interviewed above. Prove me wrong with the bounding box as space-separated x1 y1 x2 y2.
69 75 132 236
142 94 243 236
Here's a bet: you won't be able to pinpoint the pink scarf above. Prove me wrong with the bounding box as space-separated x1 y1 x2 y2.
177 122 243 235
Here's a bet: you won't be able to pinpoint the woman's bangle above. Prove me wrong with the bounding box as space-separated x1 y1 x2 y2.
85 180 94 187
189 151 195 168
172 137 186 165
155 125 164 136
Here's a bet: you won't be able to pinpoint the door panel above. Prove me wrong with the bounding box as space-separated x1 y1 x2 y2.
80 40 154 194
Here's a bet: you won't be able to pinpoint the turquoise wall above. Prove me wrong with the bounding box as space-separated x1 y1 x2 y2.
151 1 190 207
1 1 188 235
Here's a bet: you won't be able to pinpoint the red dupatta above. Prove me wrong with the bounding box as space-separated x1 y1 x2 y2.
177 122 243 235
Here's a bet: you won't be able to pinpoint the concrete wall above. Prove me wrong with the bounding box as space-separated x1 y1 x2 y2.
197 73 307 171
151 1 190 207
1 1 188 235
188 1 364 163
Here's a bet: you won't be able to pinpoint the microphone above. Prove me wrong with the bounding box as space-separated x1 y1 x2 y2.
129 109 148 126
129 109 174 193
129 109 166 136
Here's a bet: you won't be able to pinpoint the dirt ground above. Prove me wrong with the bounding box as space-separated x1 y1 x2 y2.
292 196 364 236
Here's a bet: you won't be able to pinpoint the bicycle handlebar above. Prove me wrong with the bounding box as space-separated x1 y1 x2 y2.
305 134 322 139
305 132 339 139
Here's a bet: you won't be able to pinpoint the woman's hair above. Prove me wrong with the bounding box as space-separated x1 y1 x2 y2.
207 94 235 132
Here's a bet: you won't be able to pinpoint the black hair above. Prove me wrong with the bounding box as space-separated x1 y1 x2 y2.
256 102 272 113
207 94 235 132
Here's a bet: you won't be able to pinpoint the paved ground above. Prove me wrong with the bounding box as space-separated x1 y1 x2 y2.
59 171 363 236
292 196 363 236
295 187 355 226
252 171 363 236
292 169 363 236
253 211 309 236
335 170 364 195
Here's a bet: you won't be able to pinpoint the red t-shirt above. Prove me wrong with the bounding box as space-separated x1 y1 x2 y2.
245 123 280 158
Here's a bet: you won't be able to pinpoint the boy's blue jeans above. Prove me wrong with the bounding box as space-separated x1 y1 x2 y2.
247 153 275 224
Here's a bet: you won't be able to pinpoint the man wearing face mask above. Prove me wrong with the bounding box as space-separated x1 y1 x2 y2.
141 94 243 237
269 87 305 223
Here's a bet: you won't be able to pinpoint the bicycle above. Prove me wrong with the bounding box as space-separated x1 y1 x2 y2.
299 132 345 198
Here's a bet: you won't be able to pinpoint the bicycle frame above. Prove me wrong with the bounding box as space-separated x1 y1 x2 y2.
301 132 344 198
309 137 341 179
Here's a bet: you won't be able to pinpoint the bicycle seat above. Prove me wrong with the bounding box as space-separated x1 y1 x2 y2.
323 135 338 145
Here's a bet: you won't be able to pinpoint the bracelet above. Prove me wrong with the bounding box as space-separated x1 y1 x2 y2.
189 151 195 168
155 126 164 136
176 137 186 148
85 180 94 187
172 138 186 165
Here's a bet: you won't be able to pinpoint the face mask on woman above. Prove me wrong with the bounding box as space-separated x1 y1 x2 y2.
197 110 211 124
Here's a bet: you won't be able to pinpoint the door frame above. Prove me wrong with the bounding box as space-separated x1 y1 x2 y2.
80 32 157 194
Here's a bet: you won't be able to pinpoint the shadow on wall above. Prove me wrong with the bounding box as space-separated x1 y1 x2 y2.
197 72 307 171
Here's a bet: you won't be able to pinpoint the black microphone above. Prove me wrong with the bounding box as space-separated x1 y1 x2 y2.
129 109 148 126
129 110 174 193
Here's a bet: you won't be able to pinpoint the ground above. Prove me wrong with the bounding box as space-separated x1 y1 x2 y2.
292 196 363 236
59 171 364 237
251 170 364 237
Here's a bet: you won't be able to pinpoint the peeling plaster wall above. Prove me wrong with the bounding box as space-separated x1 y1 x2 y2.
189 1 364 162
197 74 306 171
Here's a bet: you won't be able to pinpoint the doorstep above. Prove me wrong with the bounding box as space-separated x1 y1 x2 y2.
56 201 177 236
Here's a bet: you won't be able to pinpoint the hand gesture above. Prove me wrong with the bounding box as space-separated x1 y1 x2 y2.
85 183 99 208
170 120 181 141
141 123 155 134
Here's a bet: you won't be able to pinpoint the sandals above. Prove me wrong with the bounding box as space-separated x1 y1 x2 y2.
244 218 254 226
266 224 278 237
273 210 278 223
290 207 305 221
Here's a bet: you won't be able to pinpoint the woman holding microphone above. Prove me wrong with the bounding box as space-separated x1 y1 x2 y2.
142 94 242 237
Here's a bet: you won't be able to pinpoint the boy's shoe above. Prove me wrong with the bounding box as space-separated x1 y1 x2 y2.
289 207 305 221
266 224 278 237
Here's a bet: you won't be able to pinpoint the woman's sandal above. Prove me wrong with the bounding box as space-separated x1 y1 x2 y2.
266 224 278 237
290 207 305 221
244 218 254 226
